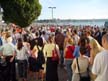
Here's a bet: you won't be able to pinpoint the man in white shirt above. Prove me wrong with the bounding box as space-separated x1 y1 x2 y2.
92 33 108 81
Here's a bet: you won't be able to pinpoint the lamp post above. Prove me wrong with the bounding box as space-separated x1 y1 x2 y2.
48 7 56 20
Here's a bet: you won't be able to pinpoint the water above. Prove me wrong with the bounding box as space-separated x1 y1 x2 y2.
36 19 108 27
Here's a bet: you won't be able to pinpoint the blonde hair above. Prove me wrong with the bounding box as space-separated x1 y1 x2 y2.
90 39 104 58
67 36 74 45
5 31 12 43
64 36 73 48
5 32 11 38
90 39 104 80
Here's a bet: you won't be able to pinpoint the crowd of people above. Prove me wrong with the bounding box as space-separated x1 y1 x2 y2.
0 25 108 81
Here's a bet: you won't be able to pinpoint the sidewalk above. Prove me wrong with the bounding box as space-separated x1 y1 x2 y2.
17 65 68 81
58 66 68 81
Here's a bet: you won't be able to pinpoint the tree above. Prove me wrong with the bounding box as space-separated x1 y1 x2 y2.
0 0 42 28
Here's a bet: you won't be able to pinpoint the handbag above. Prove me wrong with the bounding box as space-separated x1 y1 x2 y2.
76 58 90 81
52 44 59 61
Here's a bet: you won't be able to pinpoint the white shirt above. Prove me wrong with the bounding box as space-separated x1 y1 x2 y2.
15 33 22 40
0 43 16 56
16 47 28 60
41 35 47 44
92 50 108 81
73 34 80 45
72 56 89 73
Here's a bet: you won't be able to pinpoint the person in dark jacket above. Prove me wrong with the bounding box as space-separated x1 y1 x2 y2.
55 29 65 67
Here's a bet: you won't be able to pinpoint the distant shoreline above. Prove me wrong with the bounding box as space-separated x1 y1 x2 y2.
34 19 108 27
37 19 108 21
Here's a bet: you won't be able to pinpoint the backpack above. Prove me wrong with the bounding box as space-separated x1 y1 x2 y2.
37 46 45 64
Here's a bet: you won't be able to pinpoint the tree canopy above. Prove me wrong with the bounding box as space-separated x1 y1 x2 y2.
0 0 42 28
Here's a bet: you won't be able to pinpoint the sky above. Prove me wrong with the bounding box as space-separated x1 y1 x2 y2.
39 0 108 19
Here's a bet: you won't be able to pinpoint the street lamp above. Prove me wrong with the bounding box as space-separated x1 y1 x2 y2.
48 7 56 19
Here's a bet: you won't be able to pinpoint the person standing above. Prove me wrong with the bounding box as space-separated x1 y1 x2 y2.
16 38 29 81
102 28 107 37
44 34 60 81
92 33 108 81
94 28 102 45
72 29 80 46
64 36 75 81
0 31 17 81
72 43 89 81
55 29 65 67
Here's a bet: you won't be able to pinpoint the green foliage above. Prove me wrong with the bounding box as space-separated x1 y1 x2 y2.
0 0 42 28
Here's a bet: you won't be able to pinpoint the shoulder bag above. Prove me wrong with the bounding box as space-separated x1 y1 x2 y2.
76 58 90 81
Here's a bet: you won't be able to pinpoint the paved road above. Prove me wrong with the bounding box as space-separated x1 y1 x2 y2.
58 66 68 81
17 65 68 81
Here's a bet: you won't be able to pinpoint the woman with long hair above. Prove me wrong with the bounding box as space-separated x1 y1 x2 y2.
90 39 104 65
44 34 60 81
72 46 89 81
31 36 45 81
64 36 75 81
89 39 104 81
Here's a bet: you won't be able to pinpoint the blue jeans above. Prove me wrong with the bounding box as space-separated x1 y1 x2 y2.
65 59 73 81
